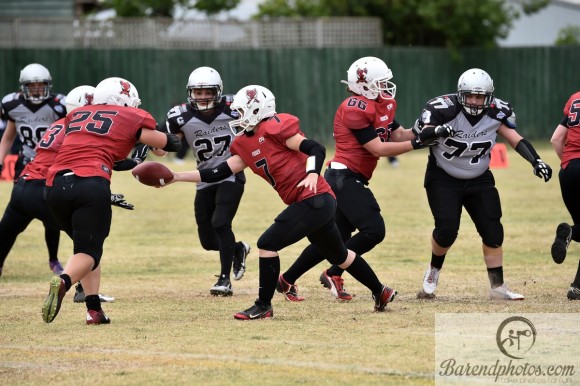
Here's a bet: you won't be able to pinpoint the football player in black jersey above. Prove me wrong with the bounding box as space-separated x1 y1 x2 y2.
416 68 552 301
162 66 250 296
0 63 66 276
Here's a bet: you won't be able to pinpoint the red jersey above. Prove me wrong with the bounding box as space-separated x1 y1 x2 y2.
330 95 397 180
22 118 66 180
46 105 157 186
561 91 580 169
230 113 334 205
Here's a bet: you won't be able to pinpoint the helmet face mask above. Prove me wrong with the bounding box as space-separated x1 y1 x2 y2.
187 67 223 111
19 63 52 104
341 56 396 100
229 85 276 136
65 85 95 114
93 77 141 108
457 68 494 116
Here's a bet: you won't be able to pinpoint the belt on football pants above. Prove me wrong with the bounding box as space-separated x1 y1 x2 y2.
329 162 348 169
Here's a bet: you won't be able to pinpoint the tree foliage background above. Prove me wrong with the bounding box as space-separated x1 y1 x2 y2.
96 0 570 49
254 0 550 50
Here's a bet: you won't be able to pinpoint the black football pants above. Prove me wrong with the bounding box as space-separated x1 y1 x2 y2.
558 158 580 242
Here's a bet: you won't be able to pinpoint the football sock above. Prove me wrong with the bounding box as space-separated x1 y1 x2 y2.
430 253 446 269
85 294 101 311
327 265 344 277
258 256 280 306
234 241 244 256
216 227 235 277
60 274 72 291
344 255 383 294
573 260 580 288
45 227 60 261
284 244 324 284
487 266 504 288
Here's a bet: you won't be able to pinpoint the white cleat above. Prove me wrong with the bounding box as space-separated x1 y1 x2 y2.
490 283 524 300
422 264 441 295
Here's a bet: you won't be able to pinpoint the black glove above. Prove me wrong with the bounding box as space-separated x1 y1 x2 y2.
411 138 424 150
131 143 149 163
0 163 3 175
532 159 552 182
434 124 455 139
418 124 455 146
110 193 134 210
411 119 423 137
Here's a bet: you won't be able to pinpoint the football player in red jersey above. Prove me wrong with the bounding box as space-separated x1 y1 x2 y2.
167 84 405 320
550 91 580 300
0 86 122 301
0 63 67 275
41 77 182 325
279 57 454 301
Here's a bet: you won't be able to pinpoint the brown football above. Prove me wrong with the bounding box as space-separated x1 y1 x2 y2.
131 161 174 187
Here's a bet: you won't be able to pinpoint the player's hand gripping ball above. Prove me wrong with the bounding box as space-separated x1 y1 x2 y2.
131 161 174 187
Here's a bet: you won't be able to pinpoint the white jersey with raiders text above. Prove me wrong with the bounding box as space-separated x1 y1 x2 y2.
165 95 239 190
1 92 66 162
418 93 516 179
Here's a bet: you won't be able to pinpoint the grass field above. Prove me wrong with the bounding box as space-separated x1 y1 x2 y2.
0 143 578 385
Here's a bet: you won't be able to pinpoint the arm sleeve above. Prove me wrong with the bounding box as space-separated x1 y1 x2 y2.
299 139 326 174
391 119 401 131
515 138 541 164
199 162 234 183
351 125 378 145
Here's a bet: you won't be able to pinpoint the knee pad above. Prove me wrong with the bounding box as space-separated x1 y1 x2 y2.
256 234 277 252
212 223 232 237
72 230 102 268
197 226 219 251
366 228 385 247
481 223 504 248
327 249 349 266
433 227 458 248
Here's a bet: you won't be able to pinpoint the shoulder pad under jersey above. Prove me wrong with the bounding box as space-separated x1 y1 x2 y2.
264 113 300 138
1 92 21 104
53 93 66 103
488 97 516 128
420 94 461 125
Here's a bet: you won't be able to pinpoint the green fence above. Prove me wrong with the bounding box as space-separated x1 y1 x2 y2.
1 46 579 141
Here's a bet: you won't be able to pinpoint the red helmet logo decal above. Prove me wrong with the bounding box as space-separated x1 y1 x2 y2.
356 67 368 83
119 80 131 97
85 93 94 105
246 88 260 104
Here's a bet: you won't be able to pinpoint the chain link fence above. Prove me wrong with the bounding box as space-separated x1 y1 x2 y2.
0 17 383 49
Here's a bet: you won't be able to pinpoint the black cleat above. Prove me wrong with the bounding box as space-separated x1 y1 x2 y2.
551 223 572 264
234 302 273 320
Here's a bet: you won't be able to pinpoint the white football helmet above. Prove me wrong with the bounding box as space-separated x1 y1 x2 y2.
93 77 141 108
229 85 276 136
341 56 396 100
187 66 223 111
65 85 95 114
457 68 494 116
19 63 52 104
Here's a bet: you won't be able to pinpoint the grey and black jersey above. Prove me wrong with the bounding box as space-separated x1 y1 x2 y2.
165 95 240 190
418 93 516 179
1 92 66 162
